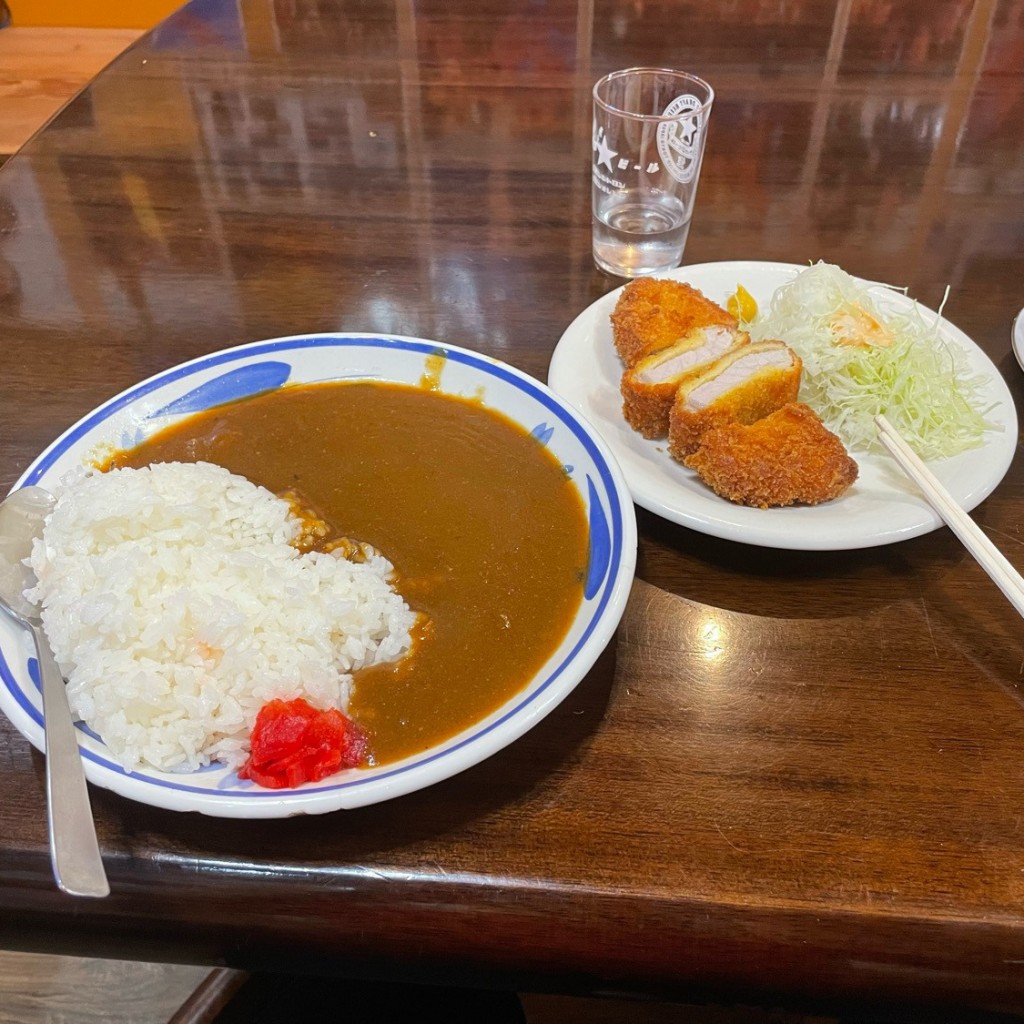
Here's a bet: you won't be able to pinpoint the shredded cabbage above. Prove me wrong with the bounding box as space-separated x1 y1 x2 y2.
747 262 999 460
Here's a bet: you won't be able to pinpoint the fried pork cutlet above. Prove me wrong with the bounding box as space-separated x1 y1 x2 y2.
621 324 749 439
683 402 859 508
611 277 738 368
667 340 802 460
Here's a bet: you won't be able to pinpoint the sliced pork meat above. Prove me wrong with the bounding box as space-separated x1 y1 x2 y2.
683 403 859 508
621 325 749 438
667 340 802 460
611 277 738 368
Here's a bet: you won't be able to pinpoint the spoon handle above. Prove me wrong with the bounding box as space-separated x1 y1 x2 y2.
35 624 109 898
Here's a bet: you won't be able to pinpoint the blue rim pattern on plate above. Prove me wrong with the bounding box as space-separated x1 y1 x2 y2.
0 334 636 814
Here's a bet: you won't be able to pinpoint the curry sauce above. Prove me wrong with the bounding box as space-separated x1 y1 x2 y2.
107 381 588 765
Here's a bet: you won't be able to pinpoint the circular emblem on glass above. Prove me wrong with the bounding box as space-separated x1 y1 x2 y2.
656 94 704 184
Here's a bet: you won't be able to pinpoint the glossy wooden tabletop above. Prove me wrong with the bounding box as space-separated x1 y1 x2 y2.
2 0 1024 1018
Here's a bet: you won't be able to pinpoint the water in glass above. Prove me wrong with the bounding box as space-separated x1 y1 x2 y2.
592 190 690 278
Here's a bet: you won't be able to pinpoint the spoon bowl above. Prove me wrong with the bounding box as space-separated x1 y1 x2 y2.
0 487 109 898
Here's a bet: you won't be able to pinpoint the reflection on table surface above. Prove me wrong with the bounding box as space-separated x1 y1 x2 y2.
1 0 1021 359
1 1 1024 1021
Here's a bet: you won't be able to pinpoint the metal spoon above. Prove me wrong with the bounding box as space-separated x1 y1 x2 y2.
0 486 109 898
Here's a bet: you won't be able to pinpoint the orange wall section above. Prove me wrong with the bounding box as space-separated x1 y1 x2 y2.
6 0 182 28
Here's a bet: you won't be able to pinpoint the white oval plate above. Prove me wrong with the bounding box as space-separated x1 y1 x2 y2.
0 334 637 817
548 261 1017 551
1012 307 1024 372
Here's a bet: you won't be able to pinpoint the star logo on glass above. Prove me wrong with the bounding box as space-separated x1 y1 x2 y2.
592 127 617 172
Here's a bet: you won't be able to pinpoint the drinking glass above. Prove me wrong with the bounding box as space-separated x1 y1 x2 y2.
592 67 714 278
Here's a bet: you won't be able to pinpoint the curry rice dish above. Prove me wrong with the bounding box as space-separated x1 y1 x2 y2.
107 381 590 767
30 460 414 777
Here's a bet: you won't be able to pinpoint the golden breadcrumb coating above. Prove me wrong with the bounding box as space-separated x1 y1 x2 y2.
666 343 802 460
610 277 737 368
622 375 692 440
682 403 859 508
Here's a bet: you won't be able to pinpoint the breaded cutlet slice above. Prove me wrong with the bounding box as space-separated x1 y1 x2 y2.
610 277 738 368
621 324 749 439
683 402 859 508
667 340 802 460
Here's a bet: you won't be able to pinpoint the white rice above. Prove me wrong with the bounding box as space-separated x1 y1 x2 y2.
26 461 415 774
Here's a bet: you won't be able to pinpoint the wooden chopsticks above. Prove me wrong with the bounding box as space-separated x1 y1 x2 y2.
875 413 1024 618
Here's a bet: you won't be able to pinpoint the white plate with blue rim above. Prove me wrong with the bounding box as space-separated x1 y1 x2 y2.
0 334 637 818
549 261 1017 551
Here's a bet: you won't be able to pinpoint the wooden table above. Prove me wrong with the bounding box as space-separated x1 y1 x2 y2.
2 0 1024 1019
